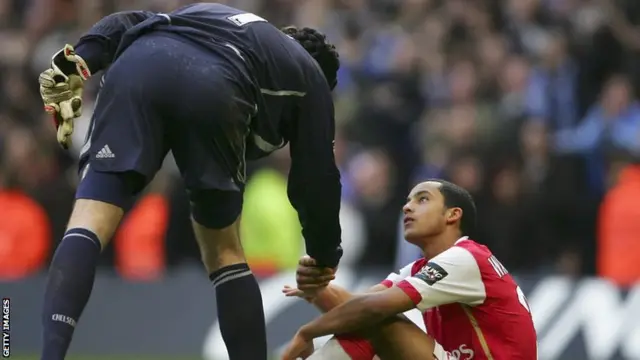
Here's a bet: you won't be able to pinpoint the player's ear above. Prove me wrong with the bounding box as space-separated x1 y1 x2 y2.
446 208 463 225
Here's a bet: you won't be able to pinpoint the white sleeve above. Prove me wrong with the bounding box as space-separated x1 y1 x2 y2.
396 247 486 311
380 261 415 287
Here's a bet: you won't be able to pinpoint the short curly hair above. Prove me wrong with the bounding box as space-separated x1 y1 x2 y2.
281 26 340 90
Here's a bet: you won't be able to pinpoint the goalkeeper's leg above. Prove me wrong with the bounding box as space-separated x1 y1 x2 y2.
163 29 267 359
40 169 147 360
189 193 267 360
40 36 171 359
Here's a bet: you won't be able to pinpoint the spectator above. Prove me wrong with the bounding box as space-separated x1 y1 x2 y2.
597 161 640 287
555 74 640 195
525 30 579 131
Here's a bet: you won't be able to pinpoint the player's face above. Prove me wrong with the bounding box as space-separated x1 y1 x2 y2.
402 182 448 243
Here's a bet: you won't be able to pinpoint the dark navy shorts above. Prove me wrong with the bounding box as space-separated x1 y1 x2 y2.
79 32 256 194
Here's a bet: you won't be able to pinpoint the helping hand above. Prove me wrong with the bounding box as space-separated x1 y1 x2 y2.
295 256 336 294
281 330 314 360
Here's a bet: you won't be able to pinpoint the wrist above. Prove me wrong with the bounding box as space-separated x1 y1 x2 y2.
311 284 333 299
308 285 340 312
307 292 324 305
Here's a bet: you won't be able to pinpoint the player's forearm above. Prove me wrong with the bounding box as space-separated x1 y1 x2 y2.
310 284 352 312
74 11 156 73
288 164 342 268
299 293 394 340
311 284 391 313
301 197 342 268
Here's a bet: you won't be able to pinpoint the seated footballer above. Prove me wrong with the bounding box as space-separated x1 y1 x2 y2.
281 179 538 360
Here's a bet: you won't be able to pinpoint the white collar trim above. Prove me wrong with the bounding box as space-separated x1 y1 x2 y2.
454 236 469 245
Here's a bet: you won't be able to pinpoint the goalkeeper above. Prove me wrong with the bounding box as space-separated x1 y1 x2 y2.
37 3 342 360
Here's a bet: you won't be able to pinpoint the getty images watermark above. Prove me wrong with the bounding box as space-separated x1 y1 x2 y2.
2 298 9 358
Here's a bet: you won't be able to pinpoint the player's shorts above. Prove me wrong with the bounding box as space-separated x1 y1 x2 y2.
308 338 454 360
79 31 256 194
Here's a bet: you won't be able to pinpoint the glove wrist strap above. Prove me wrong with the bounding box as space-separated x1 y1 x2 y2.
64 46 92 80
52 45 92 80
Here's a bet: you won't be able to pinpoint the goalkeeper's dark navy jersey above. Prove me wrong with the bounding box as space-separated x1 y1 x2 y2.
73 2 342 267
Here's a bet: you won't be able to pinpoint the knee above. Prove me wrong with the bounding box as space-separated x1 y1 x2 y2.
189 189 242 229
190 189 244 270
192 218 244 271
73 169 146 245
67 199 125 246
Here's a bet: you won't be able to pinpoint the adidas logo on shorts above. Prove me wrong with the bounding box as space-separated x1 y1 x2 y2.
96 145 115 159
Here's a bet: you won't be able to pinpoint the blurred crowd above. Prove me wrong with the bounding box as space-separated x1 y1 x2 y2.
1 0 640 285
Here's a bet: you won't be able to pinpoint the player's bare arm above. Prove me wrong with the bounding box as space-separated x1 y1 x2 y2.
298 286 416 339
283 255 392 311
280 287 437 360
311 284 391 312
283 260 427 360
284 282 390 312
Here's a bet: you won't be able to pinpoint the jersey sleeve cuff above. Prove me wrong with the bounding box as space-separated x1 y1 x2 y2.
74 39 106 75
380 279 394 288
397 280 422 305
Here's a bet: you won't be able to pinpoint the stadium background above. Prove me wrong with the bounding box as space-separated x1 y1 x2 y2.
1 0 640 359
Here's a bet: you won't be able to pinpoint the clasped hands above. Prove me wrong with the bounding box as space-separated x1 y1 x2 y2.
280 256 336 359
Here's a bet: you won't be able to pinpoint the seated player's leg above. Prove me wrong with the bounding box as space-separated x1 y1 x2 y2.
309 317 450 360
164 36 266 359
368 317 442 360
306 337 355 360
40 39 169 360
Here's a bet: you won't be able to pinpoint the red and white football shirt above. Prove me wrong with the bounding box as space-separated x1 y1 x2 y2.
380 237 538 359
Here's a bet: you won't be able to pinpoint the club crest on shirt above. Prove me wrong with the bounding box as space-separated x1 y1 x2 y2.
415 262 449 286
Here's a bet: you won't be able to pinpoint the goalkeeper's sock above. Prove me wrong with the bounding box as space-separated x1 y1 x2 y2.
41 228 101 360
210 263 267 360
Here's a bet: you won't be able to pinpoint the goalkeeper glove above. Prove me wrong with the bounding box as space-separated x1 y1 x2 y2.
39 44 92 149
